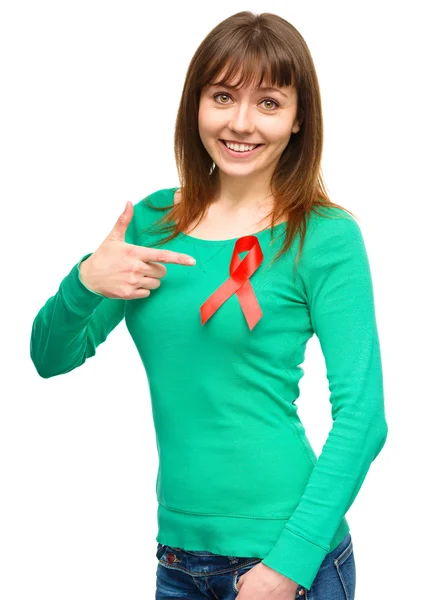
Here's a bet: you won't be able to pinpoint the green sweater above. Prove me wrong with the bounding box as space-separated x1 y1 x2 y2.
30 186 388 590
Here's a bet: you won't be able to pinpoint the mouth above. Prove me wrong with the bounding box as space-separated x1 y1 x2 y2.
218 139 265 159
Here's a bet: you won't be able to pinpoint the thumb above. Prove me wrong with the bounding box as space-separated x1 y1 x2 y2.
236 573 244 591
109 201 134 242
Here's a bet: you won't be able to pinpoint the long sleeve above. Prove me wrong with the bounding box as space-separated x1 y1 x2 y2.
30 210 138 378
30 252 127 378
261 210 388 589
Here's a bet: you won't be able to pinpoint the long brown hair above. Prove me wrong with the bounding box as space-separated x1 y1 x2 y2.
142 11 356 271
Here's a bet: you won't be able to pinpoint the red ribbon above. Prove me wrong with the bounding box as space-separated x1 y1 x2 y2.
200 235 264 331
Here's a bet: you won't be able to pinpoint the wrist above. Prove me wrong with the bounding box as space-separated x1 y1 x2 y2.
79 256 97 292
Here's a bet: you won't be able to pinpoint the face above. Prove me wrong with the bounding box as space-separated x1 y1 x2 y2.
198 73 300 183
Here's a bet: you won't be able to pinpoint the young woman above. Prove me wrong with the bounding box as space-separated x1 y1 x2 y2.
31 11 388 600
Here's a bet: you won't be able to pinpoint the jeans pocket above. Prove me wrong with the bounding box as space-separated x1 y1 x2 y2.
333 538 356 600
232 560 262 595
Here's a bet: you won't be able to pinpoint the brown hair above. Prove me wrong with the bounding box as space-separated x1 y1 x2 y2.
143 11 356 272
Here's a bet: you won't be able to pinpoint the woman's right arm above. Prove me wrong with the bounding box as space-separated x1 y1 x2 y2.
30 251 126 378
30 198 139 379
31 190 196 379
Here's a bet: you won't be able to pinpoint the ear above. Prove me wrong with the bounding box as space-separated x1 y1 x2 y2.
292 120 300 134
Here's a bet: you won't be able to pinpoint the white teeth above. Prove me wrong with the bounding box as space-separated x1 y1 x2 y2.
223 140 258 152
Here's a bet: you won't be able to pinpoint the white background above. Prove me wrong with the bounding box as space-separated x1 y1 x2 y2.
1 1 443 598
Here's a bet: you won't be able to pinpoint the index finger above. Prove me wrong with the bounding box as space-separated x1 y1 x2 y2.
138 245 196 266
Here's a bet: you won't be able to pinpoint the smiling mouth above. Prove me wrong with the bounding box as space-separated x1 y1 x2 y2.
218 140 265 157
219 139 264 149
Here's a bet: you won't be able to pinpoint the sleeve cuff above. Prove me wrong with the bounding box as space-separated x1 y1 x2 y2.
60 252 106 316
261 527 328 591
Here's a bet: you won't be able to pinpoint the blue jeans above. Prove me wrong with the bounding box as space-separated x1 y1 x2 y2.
155 532 355 599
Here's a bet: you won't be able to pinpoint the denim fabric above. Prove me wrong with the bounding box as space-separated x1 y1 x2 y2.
155 532 355 599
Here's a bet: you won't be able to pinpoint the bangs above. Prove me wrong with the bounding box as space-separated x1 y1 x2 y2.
201 40 297 92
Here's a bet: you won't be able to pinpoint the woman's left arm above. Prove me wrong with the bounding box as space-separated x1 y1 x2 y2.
261 210 389 590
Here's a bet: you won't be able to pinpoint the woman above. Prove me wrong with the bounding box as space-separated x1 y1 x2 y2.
31 11 388 600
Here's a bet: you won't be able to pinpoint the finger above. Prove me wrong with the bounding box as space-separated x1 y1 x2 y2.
139 246 196 266
138 276 162 290
108 201 133 242
139 260 167 278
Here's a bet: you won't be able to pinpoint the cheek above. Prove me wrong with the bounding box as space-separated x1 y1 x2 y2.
199 112 220 139
197 117 215 149
197 120 217 156
263 122 293 144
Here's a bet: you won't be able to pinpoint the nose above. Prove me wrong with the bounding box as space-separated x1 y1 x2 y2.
228 103 255 136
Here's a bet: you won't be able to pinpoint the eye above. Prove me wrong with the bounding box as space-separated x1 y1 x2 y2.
212 92 279 111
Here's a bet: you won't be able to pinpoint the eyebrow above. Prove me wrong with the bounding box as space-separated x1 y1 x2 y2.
209 83 288 99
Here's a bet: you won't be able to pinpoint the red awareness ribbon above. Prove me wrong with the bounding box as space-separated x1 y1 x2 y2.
200 235 264 331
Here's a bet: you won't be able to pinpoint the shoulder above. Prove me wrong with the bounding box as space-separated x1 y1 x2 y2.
307 204 357 228
306 205 363 247
299 205 367 273
126 186 178 244
133 186 179 211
